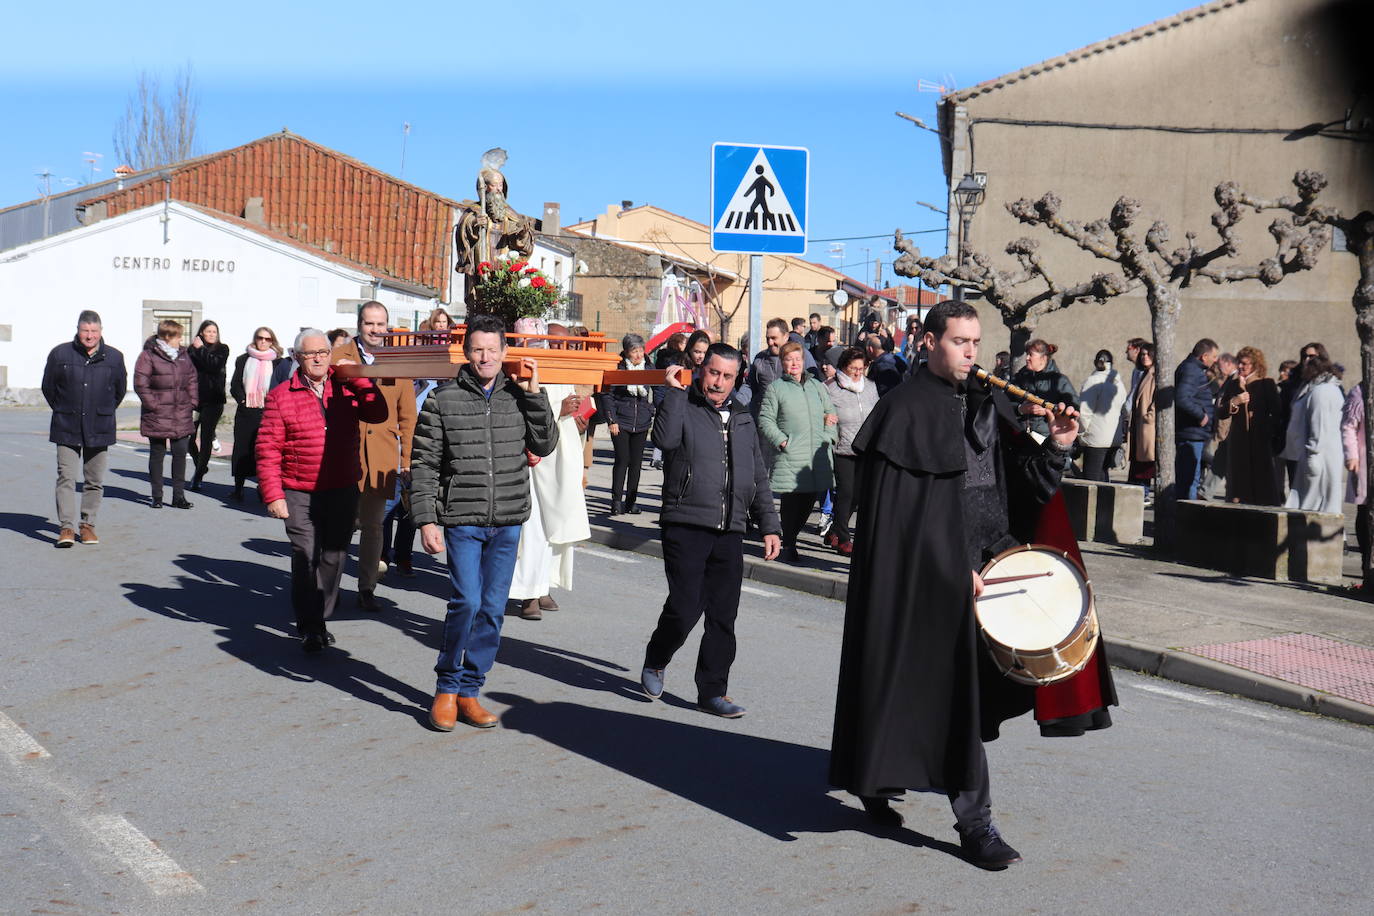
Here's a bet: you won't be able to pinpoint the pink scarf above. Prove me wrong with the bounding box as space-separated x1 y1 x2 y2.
242 345 275 408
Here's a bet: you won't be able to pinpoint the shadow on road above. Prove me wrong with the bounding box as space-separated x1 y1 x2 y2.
486 691 965 859
0 511 59 544
120 552 432 721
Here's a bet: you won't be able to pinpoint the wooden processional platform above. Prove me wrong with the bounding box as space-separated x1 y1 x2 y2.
329 327 688 389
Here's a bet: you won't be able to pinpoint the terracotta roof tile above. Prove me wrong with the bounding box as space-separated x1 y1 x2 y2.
80 131 456 298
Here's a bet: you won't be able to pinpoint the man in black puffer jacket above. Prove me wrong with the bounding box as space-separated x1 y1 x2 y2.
638 343 782 720
411 316 558 731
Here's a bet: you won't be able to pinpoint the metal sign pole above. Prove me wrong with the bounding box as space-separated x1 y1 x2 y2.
749 254 763 357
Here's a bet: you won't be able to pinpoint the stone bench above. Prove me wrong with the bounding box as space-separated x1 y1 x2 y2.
1175 500 1346 585
1061 479 1145 545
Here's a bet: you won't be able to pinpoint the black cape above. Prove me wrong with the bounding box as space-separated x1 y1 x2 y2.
828 367 1106 798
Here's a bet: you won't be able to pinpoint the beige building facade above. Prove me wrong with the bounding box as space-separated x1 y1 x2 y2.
566 204 875 348
934 0 1372 386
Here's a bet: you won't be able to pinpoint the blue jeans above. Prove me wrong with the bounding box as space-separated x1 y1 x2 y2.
1176 440 1206 500
434 524 521 696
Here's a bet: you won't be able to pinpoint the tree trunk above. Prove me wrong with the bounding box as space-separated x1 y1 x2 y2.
1148 286 1182 551
1009 325 1031 363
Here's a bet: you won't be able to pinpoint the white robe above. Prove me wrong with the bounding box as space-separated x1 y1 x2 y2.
510 384 592 599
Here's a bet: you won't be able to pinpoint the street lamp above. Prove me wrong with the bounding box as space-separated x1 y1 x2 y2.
951 173 987 301
895 111 940 135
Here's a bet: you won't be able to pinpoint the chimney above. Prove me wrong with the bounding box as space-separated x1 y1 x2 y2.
543 202 562 236
620 200 633 212
244 197 265 225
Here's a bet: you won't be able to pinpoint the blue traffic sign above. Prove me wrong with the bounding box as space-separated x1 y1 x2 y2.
711 143 809 255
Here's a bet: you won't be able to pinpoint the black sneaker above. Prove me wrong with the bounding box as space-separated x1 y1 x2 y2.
301 632 326 653
959 823 1022 869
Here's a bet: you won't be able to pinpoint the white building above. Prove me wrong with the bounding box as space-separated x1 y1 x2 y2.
0 201 435 393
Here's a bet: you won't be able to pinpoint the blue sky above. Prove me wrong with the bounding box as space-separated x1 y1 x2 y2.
3 0 1193 287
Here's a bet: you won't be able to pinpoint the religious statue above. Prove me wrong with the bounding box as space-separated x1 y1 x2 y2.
455 148 536 313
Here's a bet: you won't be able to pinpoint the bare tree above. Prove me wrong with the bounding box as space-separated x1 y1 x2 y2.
892 231 1136 358
895 175 1329 549
112 66 200 171
1225 171 1374 586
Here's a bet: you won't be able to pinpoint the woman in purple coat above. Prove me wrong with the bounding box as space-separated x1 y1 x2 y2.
133 319 199 508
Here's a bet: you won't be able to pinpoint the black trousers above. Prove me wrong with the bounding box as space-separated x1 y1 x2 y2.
610 428 649 507
282 487 358 636
147 435 190 501
1358 503 1372 580
645 524 744 701
832 454 858 543
1080 446 1112 482
192 403 224 478
778 491 817 548
949 741 992 832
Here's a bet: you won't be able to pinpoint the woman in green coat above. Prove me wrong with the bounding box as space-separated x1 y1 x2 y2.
758 341 838 561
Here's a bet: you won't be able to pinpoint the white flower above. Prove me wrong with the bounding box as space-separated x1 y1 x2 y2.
518 277 532 287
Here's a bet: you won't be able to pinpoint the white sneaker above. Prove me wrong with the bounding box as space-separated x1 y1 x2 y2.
212 438 222 455
377 559 389 577
818 513 833 538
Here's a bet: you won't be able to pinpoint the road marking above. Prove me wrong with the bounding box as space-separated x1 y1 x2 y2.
580 546 641 564
1128 680 1286 722
86 814 204 896
740 585 779 598
0 710 51 761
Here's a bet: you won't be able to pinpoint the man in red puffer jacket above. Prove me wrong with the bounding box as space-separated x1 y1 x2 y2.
257 329 388 652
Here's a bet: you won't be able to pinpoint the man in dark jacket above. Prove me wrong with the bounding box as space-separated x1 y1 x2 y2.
1175 337 1219 500
411 315 558 731
639 343 782 719
865 336 909 396
42 310 126 547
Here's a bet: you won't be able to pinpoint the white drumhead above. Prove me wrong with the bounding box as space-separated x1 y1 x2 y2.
976 549 1088 649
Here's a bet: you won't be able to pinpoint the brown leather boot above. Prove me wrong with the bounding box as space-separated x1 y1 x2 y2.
537 595 559 611
56 528 76 548
428 693 457 732
516 598 542 621
79 523 99 545
456 696 499 728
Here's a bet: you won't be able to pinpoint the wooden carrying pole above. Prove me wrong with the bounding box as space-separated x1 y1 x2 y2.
329 328 691 389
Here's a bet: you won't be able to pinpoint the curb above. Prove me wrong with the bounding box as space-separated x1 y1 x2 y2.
586 523 1374 729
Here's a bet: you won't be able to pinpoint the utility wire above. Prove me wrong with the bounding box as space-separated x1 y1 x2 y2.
811 228 945 242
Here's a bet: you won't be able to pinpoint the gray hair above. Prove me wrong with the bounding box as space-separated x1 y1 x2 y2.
621 333 646 354
293 328 328 353
77 309 102 327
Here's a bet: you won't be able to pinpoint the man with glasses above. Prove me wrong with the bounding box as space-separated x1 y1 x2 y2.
42 310 127 547
332 301 417 611
256 330 387 651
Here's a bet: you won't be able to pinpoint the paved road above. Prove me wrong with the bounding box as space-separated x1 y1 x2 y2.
3 408 1372 914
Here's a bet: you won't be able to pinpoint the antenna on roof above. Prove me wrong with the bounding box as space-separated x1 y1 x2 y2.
400 122 411 179
917 74 957 94
81 151 103 185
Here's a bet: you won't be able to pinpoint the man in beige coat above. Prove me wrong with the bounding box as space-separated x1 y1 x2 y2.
332 301 417 610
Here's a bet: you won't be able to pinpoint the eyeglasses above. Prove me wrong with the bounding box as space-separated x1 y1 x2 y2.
298 349 331 359
1302 351 1318 360
255 335 273 342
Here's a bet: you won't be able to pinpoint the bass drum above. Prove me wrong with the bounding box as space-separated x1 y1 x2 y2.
975 545 1098 686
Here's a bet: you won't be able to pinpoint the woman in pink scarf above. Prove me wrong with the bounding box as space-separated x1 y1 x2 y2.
229 326 285 501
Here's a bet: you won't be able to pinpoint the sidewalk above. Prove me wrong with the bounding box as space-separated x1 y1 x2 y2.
580 438 1374 728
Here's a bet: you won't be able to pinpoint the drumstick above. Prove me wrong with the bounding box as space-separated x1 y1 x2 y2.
980 571 1054 586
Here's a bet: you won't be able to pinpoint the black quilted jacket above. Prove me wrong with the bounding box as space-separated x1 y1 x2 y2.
410 366 557 528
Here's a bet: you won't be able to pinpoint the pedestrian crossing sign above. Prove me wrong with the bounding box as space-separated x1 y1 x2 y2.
711 142 809 255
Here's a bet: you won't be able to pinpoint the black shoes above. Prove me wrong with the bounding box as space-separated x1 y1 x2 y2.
609 502 624 516
625 503 642 515
171 497 193 509
959 823 1023 869
189 475 203 492
150 498 163 509
301 632 327 652
861 796 905 828
358 590 380 612
780 546 801 563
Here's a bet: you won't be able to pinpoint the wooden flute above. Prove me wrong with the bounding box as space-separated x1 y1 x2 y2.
970 365 1073 416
